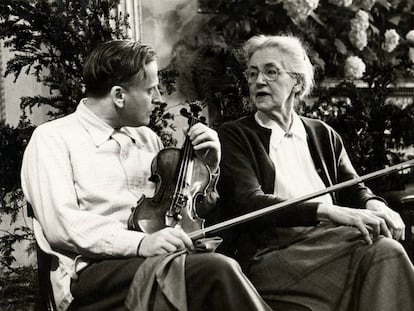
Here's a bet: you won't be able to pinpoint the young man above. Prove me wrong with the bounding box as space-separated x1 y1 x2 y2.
21 40 270 311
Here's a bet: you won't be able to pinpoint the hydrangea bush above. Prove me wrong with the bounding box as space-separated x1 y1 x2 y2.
173 0 414 186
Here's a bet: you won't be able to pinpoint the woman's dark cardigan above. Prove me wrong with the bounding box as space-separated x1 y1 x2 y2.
215 114 382 270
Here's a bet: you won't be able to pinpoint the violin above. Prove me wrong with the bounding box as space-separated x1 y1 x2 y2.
128 108 216 235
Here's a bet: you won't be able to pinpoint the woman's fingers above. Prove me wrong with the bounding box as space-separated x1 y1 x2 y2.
351 217 372 244
365 200 406 240
321 204 398 244
371 210 403 240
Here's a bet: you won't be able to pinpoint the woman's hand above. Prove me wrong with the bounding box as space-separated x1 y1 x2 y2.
317 203 399 244
187 123 221 173
365 199 405 241
138 227 194 257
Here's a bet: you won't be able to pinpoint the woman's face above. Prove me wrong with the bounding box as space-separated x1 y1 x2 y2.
247 47 297 117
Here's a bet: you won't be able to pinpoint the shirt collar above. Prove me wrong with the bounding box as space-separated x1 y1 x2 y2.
76 99 115 147
289 112 307 141
254 111 307 146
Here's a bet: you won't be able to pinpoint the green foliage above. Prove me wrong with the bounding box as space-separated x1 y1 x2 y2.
298 80 414 191
0 266 39 311
0 118 36 308
0 117 35 196
153 67 180 147
0 0 129 118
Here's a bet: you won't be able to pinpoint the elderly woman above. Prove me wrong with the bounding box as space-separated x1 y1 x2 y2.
217 34 414 311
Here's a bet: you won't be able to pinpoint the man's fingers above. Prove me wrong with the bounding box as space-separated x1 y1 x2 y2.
169 227 194 250
140 227 195 257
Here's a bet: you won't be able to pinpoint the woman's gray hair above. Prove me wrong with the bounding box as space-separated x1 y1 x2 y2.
242 34 315 99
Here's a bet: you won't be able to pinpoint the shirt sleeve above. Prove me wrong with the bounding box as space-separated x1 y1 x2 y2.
21 126 145 258
331 127 381 208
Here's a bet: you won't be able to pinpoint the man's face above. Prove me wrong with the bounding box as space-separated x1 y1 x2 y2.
120 61 161 127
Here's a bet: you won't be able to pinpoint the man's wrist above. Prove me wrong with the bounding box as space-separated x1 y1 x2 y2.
136 236 146 256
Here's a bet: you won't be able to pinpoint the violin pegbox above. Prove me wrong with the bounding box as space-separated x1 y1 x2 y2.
180 101 207 125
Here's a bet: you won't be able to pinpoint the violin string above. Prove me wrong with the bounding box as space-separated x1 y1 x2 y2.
179 117 195 192
169 116 195 216
181 117 199 220
173 119 191 194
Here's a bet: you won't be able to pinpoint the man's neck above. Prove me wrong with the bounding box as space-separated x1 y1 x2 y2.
85 97 120 128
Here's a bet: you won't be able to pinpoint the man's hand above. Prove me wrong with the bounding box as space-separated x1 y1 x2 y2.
187 123 221 173
138 227 194 257
365 199 405 241
317 203 401 244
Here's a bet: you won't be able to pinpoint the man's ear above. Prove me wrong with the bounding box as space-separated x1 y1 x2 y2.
110 86 125 108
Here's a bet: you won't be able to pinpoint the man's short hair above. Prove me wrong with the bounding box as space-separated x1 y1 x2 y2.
83 40 157 98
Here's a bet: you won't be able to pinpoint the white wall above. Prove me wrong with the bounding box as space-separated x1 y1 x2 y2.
1 43 51 127
141 0 198 68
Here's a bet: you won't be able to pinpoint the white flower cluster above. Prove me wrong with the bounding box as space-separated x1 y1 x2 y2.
344 55 366 79
382 29 399 53
348 10 369 50
406 30 414 63
348 30 367 51
409 48 414 64
328 0 353 7
283 0 319 21
406 30 414 43
350 10 369 31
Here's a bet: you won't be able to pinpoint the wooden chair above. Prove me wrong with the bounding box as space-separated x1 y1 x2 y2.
400 194 414 262
27 203 57 311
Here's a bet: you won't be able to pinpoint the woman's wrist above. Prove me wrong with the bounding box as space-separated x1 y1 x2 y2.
316 203 331 222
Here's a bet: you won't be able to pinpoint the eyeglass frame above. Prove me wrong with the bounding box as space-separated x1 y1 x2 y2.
243 64 296 84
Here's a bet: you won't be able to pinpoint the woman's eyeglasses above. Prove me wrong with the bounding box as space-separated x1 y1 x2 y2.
243 65 294 84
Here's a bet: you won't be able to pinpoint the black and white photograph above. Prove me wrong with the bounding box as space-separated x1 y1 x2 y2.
1 1 414 310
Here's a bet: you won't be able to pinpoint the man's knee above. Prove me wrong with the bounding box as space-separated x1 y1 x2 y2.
187 252 242 284
201 253 242 276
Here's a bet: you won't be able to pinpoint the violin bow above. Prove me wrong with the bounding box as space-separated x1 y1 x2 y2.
189 159 414 240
